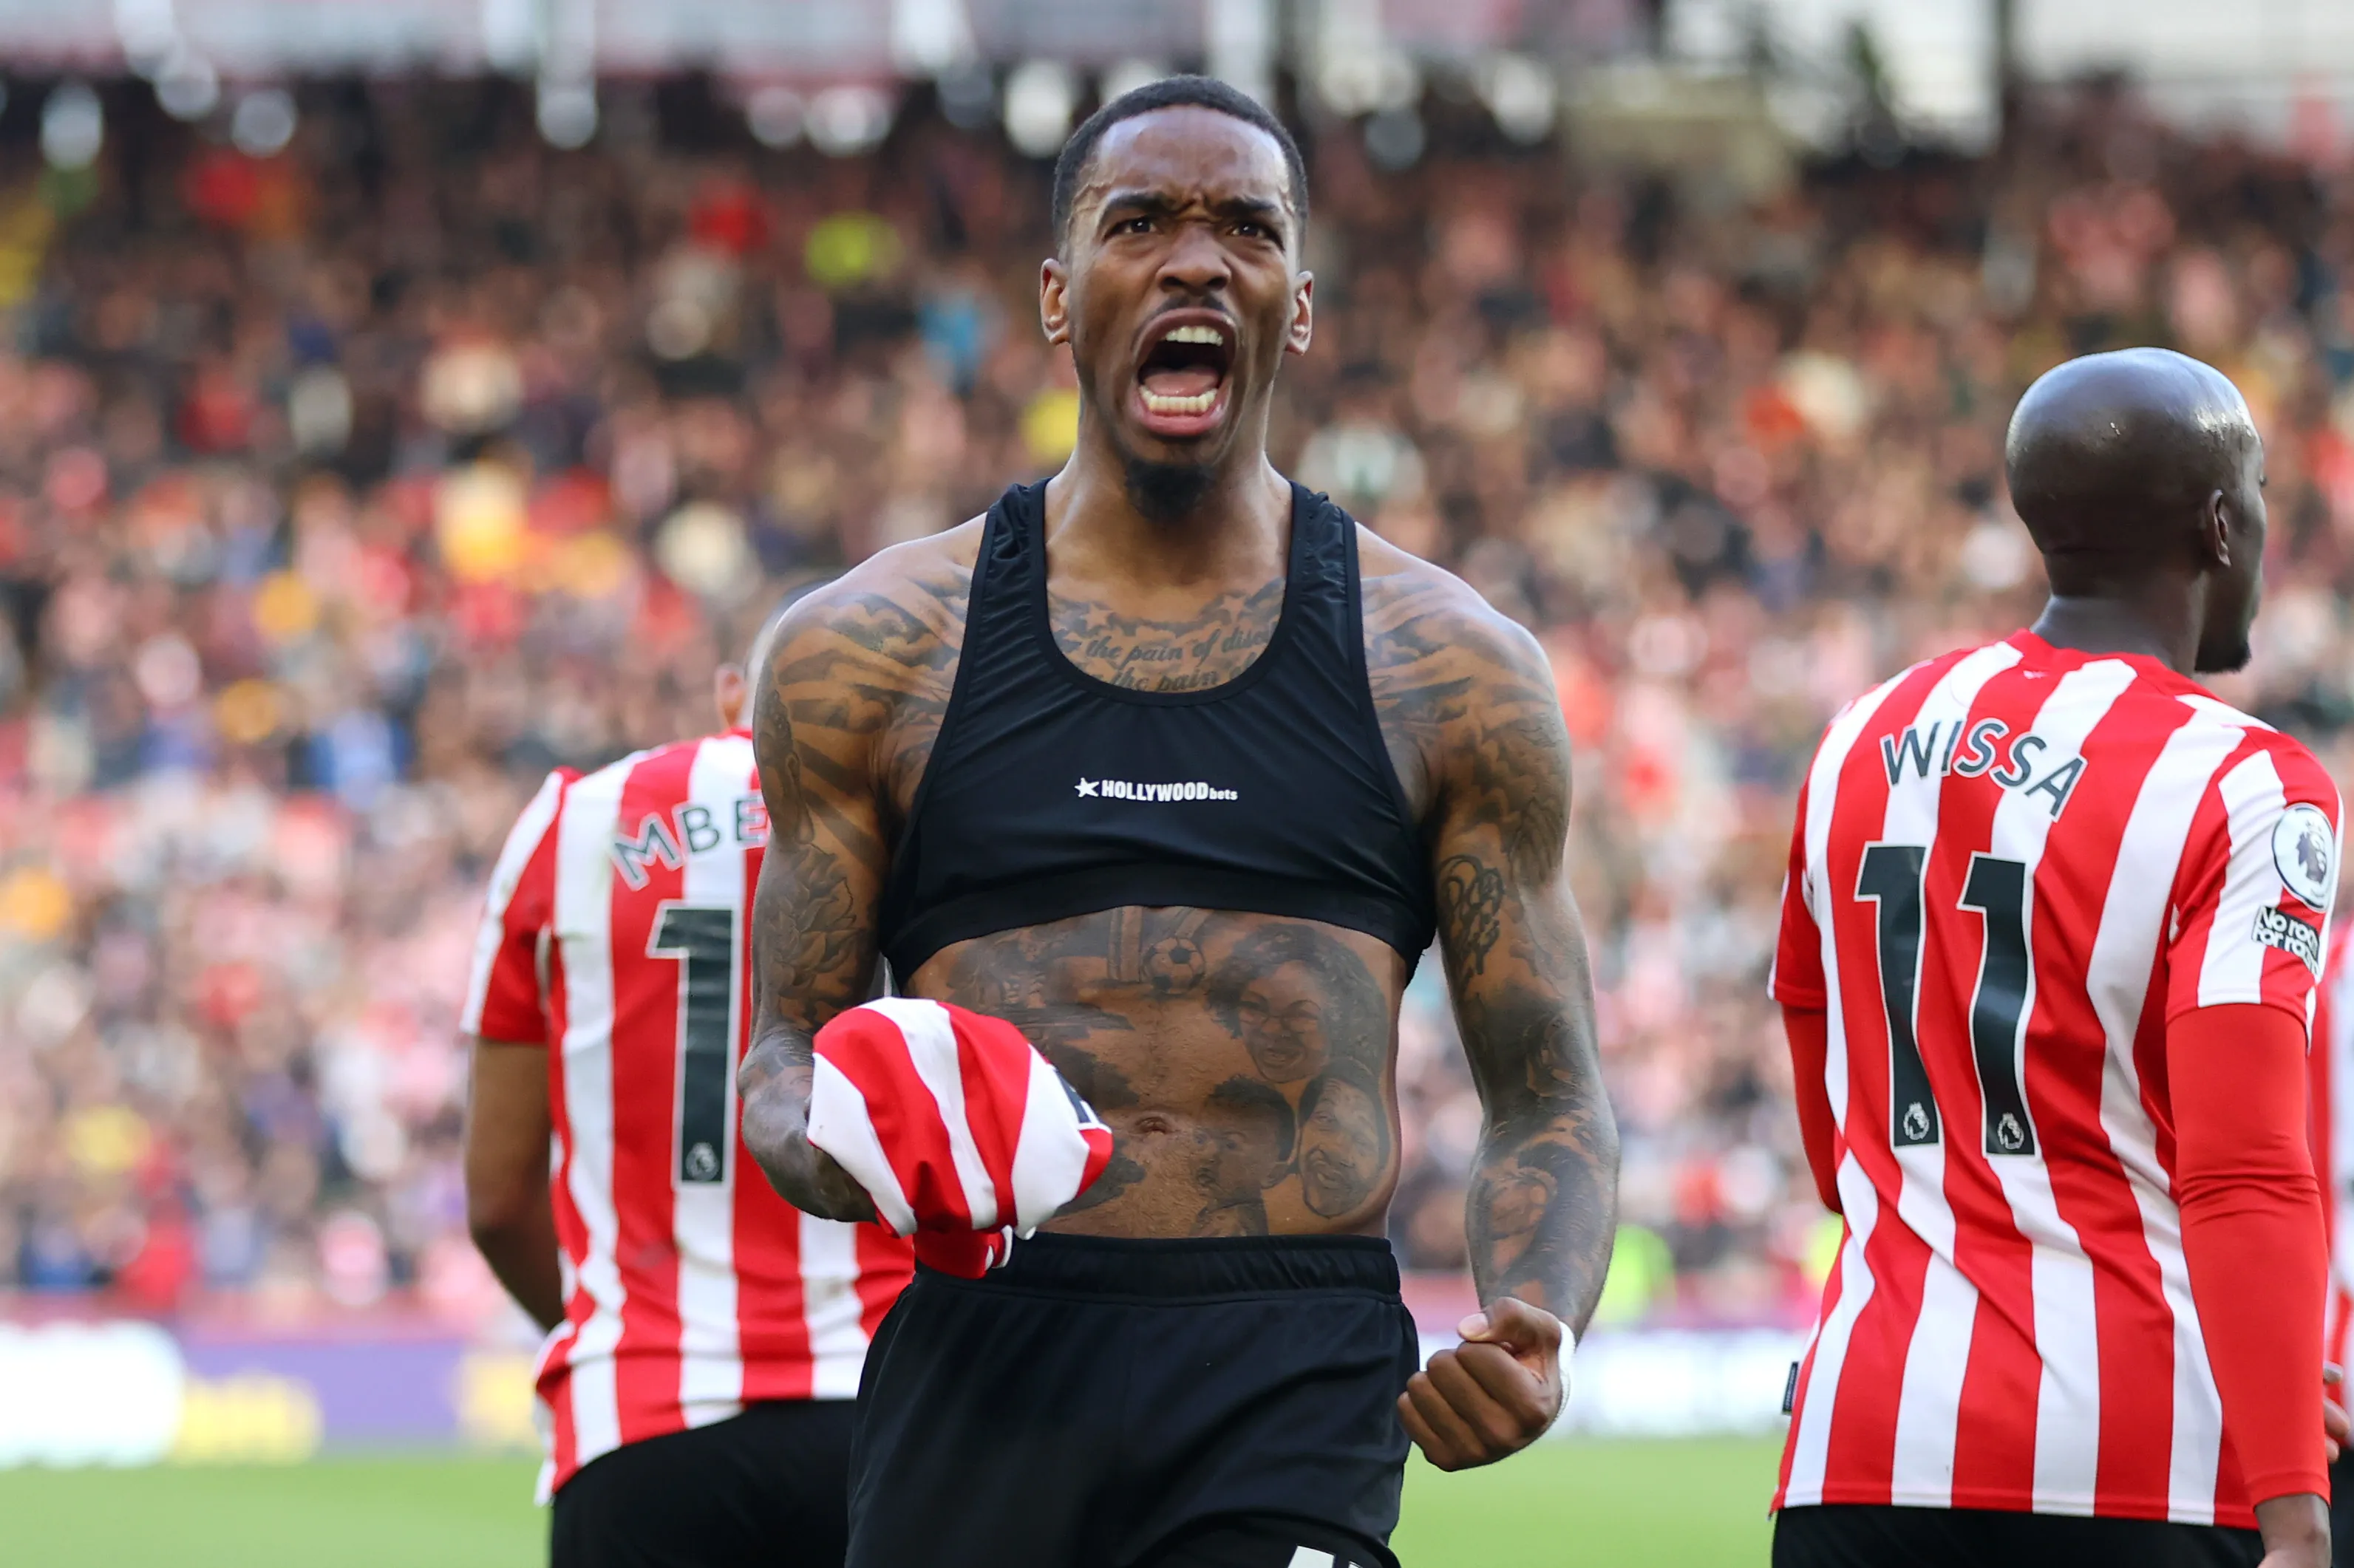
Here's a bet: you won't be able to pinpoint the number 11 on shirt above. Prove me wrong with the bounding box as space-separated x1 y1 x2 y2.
1855 843 2038 1157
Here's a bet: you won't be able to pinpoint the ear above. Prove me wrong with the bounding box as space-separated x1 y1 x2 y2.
2201 488 2232 570
713 664 747 730
1286 270 1315 358
1041 257 1071 347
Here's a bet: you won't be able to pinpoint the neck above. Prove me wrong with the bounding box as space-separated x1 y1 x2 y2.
2030 588 2200 676
1045 431 1290 587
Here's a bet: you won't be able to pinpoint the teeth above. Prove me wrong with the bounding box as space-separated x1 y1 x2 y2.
1142 389 1219 415
1161 324 1225 346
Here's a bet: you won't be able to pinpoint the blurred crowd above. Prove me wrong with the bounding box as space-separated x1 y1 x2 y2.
6 73 2354 1326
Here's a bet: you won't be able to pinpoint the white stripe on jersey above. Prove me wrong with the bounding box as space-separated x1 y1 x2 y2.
550 751 642 1486
2197 751 2290 1009
1877 642 2020 1507
676 734 751 1425
2330 944 2354 1288
1010 1051 1102 1231
1979 658 2134 1513
2080 709 2248 1522
800 1212 873 1400
2180 694 2273 732
808 1059 919 1234
1785 666 1922 1506
463 771 565 1034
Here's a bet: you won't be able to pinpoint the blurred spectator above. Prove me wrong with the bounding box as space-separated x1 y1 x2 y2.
5 76 2353 1327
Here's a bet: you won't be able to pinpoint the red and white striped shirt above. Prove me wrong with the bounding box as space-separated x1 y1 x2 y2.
463 732 911 1500
1771 630 2341 1528
2312 922 2354 1385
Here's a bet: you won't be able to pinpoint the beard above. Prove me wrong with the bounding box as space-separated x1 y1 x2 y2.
2194 584 2259 675
2193 632 2252 675
1121 451 1218 525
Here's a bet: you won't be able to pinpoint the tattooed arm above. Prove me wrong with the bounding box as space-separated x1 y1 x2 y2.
738 540 970 1221
1372 560 1618 1324
1440 624 1618 1329
1373 553 1618 1469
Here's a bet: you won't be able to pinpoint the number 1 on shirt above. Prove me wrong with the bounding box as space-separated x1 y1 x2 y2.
1855 844 2038 1156
1857 843 1941 1148
650 902 739 1185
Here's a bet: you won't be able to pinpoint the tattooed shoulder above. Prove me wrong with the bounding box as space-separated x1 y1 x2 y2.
1357 527 1570 868
759 521 982 820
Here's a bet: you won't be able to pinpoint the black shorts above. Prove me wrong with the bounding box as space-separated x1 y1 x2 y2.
846 1233 1420 1568
1773 1502 2264 1568
551 1400 857 1568
2335 1450 2354 1567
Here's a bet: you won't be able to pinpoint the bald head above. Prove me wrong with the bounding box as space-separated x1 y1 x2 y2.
2005 347 2257 561
2005 347 2268 675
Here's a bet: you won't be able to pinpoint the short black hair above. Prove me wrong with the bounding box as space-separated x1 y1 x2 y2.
1050 75 1309 249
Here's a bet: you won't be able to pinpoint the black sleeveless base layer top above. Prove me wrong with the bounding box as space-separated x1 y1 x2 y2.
876 480 1438 980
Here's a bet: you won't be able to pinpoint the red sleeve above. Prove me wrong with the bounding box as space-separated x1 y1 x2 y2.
2172 1003 2330 1507
2166 741 2339 1027
1770 777 1828 1010
1782 1004 1841 1214
462 771 570 1045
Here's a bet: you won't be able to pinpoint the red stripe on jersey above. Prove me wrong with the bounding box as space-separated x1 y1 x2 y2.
2134 743 2256 1197
608 742 701 1446
732 1204 813 1405
1771 774 1824 1010
818 1008 979 1229
725 740 816 1406
2332 1289 2353 1396
956 1013 1040 1216
1924 661 2051 1511
854 1225 909 1336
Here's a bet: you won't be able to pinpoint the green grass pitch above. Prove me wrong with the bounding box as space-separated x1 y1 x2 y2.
0 1438 1780 1567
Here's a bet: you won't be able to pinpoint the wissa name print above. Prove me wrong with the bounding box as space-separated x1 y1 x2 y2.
1878 718 2087 819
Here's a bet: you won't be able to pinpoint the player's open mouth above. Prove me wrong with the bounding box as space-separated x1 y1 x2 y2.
1131 313 1236 439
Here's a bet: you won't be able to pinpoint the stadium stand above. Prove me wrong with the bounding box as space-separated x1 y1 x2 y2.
3 74 2351 1331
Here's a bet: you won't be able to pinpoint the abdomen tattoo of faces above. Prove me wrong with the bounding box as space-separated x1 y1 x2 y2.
928 911 1398 1234
1199 921 1395 1222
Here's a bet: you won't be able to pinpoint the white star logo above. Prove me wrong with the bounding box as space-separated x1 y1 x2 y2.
1075 779 1099 797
